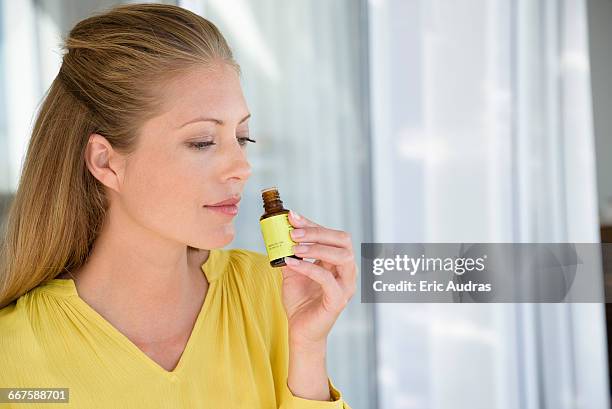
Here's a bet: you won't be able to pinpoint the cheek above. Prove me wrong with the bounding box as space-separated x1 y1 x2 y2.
118 147 234 247
121 150 202 223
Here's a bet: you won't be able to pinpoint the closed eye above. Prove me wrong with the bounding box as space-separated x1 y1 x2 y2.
189 136 257 151
188 141 215 150
237 136 257 146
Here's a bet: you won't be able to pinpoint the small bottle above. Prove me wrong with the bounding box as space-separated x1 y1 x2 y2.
259 187 303 267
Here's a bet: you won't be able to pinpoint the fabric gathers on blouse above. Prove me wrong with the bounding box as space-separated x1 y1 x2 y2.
0 248 352 408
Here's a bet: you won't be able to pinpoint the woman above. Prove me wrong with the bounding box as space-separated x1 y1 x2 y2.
0 4 355 408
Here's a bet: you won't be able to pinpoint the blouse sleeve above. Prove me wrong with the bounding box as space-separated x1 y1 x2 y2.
278 375 353 409
258 252 353 409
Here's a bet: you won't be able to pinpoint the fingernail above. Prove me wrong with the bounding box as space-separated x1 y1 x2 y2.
285 257 300 266
290 210 302 220
291 229 305 238
293 245 309 253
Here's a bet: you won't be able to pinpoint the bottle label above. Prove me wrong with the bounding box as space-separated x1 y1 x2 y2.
260 213 296 262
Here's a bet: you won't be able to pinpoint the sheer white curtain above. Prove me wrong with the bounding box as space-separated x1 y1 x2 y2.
0 0 40 195
180 0 376 407
369 0 608 408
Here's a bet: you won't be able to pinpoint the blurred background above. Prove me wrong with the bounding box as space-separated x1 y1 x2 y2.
1 0 612 408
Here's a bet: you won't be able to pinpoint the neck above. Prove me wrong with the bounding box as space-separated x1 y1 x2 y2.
66 206 211 344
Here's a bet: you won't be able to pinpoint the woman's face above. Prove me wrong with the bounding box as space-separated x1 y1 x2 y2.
111 62 252 250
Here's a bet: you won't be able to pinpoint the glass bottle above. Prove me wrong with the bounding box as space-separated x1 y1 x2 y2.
259 187 303 267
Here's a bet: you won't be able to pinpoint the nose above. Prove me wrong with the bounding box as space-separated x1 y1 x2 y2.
220 137 252 182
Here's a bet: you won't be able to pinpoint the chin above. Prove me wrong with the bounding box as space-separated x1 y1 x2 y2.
190 228 235 250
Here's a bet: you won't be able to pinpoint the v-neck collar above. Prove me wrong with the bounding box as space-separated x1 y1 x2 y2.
36 247 230 381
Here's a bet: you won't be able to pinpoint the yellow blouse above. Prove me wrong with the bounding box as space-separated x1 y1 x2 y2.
0 248 352 408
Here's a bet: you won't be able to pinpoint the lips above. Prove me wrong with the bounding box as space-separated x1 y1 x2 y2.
207 196 241 207
204 196 240 217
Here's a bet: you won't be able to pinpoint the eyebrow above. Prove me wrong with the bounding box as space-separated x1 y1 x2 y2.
178 113 251 128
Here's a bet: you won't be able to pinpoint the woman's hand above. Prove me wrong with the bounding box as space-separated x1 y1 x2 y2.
280 210 357 350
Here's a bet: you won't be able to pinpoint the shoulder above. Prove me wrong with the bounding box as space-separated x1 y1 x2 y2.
226 248 280 276
0 284 65 353
0 293 42 382
223 247 286 330
226 248 282 297
0 294 33 342
225 248 272 270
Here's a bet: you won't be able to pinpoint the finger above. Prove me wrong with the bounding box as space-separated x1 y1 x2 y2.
290 226 352 249
288 210 320 228
310 258 356 302
314 258 338 278
293 243 353 268
283 257 348 312
297 244 355 286
281 265 303 280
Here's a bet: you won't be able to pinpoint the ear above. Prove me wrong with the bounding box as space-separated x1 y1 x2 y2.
84 133 127 193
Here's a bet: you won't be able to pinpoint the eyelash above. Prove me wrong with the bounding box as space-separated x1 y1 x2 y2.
189 136 257 150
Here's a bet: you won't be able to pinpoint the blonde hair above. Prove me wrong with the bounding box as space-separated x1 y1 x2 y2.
0 3 240 308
